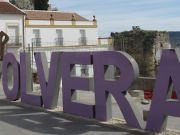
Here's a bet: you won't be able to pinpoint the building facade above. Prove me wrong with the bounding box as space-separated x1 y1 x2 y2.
0 0 112 77
0 1 25 58
23 10 111 76
24 10 98 48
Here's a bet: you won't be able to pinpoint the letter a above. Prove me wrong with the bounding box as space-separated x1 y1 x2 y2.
146 49 180 132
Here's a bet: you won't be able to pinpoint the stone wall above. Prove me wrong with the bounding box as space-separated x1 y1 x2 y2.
111 28 170 77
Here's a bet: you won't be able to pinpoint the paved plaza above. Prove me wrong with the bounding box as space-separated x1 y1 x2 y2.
0 100 140 135
0 84 140 135
0 83 180 134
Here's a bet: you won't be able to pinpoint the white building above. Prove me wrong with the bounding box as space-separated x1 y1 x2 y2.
24 10 98 47
0 0 25 58
0 0 113 77
24 10 112 76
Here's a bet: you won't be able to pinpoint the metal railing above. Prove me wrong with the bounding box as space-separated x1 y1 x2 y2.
79 37 87 45
30 39 101 47
55 38 64 46
7 36 22 46
29 38 113 49
32 38 41 46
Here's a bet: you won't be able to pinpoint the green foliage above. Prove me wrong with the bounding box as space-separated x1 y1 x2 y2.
34 0 49 10
112 30 157 77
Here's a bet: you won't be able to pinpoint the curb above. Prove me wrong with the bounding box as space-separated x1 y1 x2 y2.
0 99 179 135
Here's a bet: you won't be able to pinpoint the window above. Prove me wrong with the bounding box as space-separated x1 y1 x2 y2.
56 29 63 46
79 30 87 45
32 29 41 46
7 26 20 45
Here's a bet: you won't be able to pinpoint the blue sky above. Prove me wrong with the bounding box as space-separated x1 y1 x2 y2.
49 0 180 37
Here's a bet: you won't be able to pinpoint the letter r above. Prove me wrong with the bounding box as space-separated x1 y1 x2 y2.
93 51 142 129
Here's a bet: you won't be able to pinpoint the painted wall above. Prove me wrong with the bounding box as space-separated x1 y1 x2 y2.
0 14 24 37
0 14 24 60
0 13 110 76
25 20 98 47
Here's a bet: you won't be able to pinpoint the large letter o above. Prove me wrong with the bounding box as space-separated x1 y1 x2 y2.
2 53 20 101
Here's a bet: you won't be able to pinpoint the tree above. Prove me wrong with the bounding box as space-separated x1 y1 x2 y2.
10 0 34 10
34 0 49 10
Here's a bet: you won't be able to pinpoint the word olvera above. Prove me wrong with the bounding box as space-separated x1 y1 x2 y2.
1 50 180 133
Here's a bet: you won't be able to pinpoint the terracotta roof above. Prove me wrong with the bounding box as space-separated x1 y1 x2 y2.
0 1 25 15
24 10 89 21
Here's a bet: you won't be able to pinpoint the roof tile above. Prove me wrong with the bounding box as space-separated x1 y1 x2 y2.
0 1 25 15
24 10 89 21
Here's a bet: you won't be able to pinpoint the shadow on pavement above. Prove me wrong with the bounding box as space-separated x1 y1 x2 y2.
0 100 140 135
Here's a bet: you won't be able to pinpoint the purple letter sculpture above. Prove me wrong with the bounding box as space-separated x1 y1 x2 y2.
34 52 61 109
146 49 180 132
61 52 95 118
20 52 42 106
93 51 142 129
2 53 20 101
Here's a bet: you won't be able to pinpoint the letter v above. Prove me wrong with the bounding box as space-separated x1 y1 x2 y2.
34 52 62 109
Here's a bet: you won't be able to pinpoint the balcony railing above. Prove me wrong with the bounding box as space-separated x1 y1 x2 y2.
28 37 112 49
32 38 41 46
55 38 64 46
30 38 99 47
79 37 87 45
7 36 22 46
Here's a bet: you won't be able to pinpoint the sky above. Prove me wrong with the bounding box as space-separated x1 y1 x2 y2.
49 0 180 37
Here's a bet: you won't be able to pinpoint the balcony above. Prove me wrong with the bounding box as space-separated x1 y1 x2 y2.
32 38 41 46
55 38 64 46
27 37 113 52
26 44 113 53
7 36 22 47
30 38 99 47
79 37 87 45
